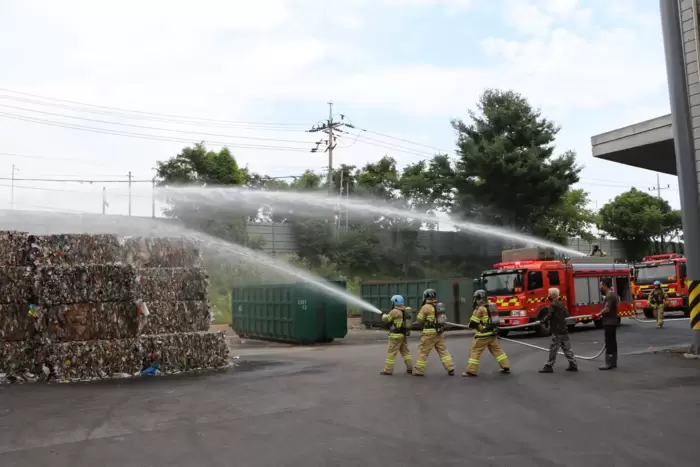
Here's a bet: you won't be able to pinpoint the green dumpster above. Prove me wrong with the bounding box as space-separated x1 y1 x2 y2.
231 281 348 344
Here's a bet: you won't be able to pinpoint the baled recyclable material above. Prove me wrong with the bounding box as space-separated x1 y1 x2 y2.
0 331 230 381
28 233 122 266
34 264 137 306
0 231 228 384
0 231 29 267
0 304 31 342
135 267 209 302
140 300 212 335
0 266 33 304
122 236 203 268
44 302 140 342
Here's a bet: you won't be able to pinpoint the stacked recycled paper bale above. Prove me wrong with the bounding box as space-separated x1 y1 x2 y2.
0 232 229 383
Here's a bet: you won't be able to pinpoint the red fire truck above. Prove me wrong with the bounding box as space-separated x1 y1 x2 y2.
478 247 635 337
631 254 689 319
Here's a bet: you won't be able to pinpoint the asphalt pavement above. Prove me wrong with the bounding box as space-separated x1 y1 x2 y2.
1 318 698 467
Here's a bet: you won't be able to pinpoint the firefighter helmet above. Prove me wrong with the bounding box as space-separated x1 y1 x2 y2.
473 289 487 303
423 288 437 300
390 295 405 306
654 281 661 287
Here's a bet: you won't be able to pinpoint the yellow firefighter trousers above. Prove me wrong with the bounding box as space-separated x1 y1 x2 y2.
383 335 413 374
653 304 664 327
466 336 509 375
413 333 454 375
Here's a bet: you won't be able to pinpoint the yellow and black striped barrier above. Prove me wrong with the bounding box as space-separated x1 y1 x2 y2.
690 280 700 331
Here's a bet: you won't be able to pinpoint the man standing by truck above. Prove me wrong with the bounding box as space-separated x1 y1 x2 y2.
648 281 667 329
598 279 619 371
538 288 577 373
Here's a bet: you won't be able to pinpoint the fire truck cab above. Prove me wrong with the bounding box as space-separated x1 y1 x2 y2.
477 247 634 337
632 254 689 319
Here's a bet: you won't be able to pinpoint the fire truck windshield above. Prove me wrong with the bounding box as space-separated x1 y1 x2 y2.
635 264 677 284
483 271 524 295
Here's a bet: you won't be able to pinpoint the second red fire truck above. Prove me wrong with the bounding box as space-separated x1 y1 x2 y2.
478 247 635 337
632 253 690 319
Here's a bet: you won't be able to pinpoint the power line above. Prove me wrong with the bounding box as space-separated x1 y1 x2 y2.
362 129 449 153
0 88 309 128
0 112 312 152
0 103 315 144
0 183 150 199
0 176 152 183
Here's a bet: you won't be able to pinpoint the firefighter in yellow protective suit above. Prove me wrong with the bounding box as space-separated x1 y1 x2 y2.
380 294 413 375
413 288 455 376
648 281 667 328
463 289 510 377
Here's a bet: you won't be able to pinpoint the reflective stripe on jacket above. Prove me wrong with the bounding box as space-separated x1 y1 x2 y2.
381 308 406 337
470 305 495 338
416 303 437 335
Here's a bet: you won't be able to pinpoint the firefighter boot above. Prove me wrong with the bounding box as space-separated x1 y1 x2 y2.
448 369 455 376
539 365 553 373
500 368 510 374
566 363 578 372
406 368 413 374
380 371 392 376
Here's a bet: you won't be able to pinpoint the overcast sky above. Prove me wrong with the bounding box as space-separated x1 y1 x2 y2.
0 0 678 220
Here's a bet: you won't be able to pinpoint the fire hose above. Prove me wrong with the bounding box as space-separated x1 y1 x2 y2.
445 319 606 361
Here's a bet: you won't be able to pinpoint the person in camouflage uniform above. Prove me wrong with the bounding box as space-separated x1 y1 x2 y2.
538 288 578 373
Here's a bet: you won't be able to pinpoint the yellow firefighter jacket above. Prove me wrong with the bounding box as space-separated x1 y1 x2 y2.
470 305 496 338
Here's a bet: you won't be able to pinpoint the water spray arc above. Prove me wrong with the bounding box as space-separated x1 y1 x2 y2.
157 186 588 258
0 210 384 315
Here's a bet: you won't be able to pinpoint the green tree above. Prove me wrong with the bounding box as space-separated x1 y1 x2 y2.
155 143 256 243
451 89 581 240
533 189 597 244
598 188 680 259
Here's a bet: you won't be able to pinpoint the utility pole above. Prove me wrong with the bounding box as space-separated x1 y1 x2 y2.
307 102 355 195
128 171 132 216
102 186 108 215
151 177 156 219
648 173 671 199
345 177 349 231
328 102 334 194
660 0 700 353
10 164 18 210
337 169 343 239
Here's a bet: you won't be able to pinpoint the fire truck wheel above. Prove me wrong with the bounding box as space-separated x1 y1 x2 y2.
534 309 551 337
643 308 654 319
683 307 690 318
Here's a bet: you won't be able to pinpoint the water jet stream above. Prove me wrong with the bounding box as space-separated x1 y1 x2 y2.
0 210 384 315
158 186 587 258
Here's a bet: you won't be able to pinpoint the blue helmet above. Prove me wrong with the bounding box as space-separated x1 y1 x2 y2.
390 295 405 306
654 281 661 286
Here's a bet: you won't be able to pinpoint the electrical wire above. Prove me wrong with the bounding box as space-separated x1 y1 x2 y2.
0 176 152 183
0 89 310 128
0 103 314 144
0 183 150 199
0 112 313 152
362 129 449 153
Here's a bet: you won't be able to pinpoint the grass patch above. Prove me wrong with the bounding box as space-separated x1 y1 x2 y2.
210 291 232 325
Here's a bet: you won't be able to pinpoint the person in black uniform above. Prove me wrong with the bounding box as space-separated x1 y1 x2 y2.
598 279 619 370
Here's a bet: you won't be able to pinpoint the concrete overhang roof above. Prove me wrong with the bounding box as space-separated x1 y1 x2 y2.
591 114 677 175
